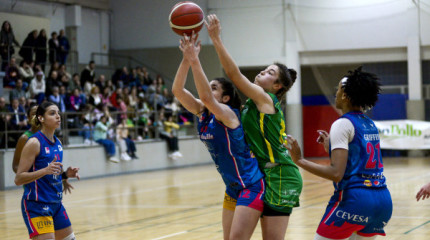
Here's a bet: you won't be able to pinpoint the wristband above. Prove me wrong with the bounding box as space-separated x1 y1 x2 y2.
61 172 68 180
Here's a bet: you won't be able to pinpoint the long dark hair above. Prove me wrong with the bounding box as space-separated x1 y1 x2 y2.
214 77 241 110
1 21 12 33
274 62 297 100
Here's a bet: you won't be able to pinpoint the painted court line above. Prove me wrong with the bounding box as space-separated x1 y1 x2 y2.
151 231 188 240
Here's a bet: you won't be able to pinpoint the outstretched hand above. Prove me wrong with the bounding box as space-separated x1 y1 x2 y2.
205 14 221 40
316 130 330 153
62 179 74 194
179 31 201 63
65 166 80 180
416 182 430 201
284 135 302 164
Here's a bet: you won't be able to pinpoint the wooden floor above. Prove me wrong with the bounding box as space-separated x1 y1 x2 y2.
2 157 430 239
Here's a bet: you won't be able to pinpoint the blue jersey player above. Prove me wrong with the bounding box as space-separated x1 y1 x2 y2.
172 32 265 240
286 67 392 240
15 102 79 240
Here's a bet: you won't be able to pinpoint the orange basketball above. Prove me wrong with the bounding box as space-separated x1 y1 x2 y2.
169 1 204 36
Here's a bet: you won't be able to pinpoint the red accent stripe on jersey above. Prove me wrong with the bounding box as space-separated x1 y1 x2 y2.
34 164 38 201
323 190 343 224
257 179 265 200
224 127 246 188
24 199 38 237
357 232 386 237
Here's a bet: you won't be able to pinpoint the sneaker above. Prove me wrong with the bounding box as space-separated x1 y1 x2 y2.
121 152 132 161
84 139 91 145
173 151 183 158
137 136 143 141
131 154 139 159
109 156 119 163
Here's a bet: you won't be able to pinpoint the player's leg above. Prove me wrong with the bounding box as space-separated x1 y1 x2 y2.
223 192 237 240
230 179 265 240
229 206 261 240
313 233 348 240
53 203 74 240
348 233 377 240
260 213 290 240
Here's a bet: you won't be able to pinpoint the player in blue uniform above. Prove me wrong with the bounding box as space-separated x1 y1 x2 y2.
172 33 265 240
15 102 79 240
286 67 392 239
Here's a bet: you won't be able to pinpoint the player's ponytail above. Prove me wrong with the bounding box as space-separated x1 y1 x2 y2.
215 77 242 110
275 62 297 100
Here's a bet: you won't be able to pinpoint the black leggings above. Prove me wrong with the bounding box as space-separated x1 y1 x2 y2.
160 134 179 152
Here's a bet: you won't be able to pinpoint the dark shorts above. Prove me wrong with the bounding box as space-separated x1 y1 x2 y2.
21 198 71 238
224 178 265 212
262 203 292 217
317 187 392 239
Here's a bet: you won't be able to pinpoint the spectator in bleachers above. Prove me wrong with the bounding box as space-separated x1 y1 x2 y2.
81 60 95 89
142 67 153 86
117 96 128 122
94 74 106 91
126 86 139 110
94 114 119 163
35 29 47 72
60 73 70 90
0 21 20 71
8 98 27 132
48 86 66 112
18 60 34 84
116 118 137 160
3 58 20 88
89 86 102 108
45 70 60 96
9 79 27 103
48 61 60 77
58 29 70 64
109 87 123 109
69 88 83 112
101 86 114 110
112 66 130 88
58 64 71 80
67 73 81 93
148 88 167 110
0 97 11 147
147 78 157 94
48 31 60 64
19 30 38 63
29 71 45 104
156 109 182 160
156 75 169 97
136 96 151 139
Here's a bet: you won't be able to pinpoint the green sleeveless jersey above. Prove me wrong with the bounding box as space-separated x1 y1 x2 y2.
241 93 302 212
23 130 34 138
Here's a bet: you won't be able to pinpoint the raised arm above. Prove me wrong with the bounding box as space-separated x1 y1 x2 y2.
206 14 271 106
171 52 204 116
181 33 239 129
15 138 63 185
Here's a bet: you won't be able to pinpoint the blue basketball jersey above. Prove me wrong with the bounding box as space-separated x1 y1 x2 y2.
198 109 264 190
330 112 386 191
23 131 64 203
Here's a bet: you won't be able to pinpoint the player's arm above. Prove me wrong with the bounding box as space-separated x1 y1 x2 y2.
12 134 29 173
181 33 239 129
205 14 272 107
15 138 62 186
171 56 205 116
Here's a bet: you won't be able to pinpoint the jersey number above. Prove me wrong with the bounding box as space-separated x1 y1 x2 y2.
239 189 251 199
365 142 383 169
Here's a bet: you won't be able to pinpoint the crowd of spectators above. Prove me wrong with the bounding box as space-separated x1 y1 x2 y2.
0 20 193 161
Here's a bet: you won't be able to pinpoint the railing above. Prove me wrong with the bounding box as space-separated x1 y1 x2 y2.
0 108 198 150
1 46 79 75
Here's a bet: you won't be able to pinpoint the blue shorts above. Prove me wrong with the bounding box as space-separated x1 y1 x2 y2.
21 198 71 238
317 187 392 239
224 178 265 212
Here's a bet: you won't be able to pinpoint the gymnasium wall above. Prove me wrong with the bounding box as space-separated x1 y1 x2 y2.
0 0 109 64
0 138 212 190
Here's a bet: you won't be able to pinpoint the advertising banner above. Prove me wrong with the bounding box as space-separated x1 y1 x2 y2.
374 120 430 149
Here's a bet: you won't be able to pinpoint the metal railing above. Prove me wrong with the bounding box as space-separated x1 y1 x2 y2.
0 108 198 150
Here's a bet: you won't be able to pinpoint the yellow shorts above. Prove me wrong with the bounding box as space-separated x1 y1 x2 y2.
223 193 237 211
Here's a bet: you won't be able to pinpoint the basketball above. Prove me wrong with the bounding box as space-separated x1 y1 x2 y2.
169 1 204 36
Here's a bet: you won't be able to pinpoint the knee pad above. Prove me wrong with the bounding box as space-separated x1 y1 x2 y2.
63 232 76 240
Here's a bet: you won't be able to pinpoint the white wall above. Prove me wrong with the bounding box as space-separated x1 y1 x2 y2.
110 0 209 49
111 0 430 66
0 0 109 64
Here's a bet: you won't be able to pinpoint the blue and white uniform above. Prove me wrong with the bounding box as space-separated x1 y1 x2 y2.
317 112 392 239
21 131 71 238
198 109 265 211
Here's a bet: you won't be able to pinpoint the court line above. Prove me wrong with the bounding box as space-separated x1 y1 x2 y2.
404 220 430 234
151 231 187 240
